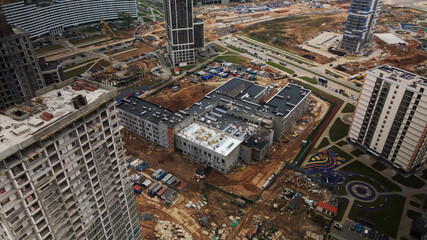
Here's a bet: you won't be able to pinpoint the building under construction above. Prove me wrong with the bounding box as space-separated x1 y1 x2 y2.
90 64 145 89
117 78 311 173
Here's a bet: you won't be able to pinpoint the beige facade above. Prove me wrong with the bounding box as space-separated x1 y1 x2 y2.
349 65 427 172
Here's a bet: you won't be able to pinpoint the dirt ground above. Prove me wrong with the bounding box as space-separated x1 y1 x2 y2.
144 81 216 111
339 39 427 75
240 12 348 64
113 42 156 62
125 131 334 239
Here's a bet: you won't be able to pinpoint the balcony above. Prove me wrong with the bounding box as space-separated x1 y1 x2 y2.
16 176 29 187
39 226 50 238
11 166 25 177
49 155 59 165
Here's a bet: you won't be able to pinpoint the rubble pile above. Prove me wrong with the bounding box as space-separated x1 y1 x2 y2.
154 221 192 240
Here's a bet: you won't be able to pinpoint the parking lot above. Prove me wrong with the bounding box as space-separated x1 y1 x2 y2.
330 220 389 240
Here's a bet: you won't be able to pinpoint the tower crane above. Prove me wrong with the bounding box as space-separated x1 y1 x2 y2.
100 18 118 72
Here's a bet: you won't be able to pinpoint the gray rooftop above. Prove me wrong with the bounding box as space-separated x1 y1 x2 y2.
261 84 310 116
116 96 188 127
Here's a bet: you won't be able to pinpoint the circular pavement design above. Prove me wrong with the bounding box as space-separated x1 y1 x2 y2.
347 181 376 202
342 114 353 125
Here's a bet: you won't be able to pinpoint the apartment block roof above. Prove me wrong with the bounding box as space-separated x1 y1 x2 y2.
372 65 427 87
0 78 116 159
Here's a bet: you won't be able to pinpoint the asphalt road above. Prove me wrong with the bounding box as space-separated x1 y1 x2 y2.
215 39 358 105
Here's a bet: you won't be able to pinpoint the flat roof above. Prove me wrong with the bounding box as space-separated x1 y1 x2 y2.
374 33 407 45
214 77 266 102
370 65 427 87
116 96 188 127
261 84 310 116
0 78 115 159
176 122 242 156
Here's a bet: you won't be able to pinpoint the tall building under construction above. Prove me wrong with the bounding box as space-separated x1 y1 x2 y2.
164 0 205 66
340 0 383 53
0 79 141 240
0 13 45 109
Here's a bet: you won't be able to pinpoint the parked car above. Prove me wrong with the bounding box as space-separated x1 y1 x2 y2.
363 228 369 237
375 233 382 240
333 223 343 230
350 222 357 231
369 230 376 239
357 224 363 233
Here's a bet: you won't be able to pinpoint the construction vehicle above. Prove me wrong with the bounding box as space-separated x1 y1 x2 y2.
100 18 118 72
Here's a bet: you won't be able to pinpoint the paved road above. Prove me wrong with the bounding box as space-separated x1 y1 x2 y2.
214 40 357 104
224 36 361 93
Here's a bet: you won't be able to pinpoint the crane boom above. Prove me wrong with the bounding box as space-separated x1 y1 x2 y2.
100 18 118 72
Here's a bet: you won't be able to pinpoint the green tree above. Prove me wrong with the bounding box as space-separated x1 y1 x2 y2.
118 11 133 28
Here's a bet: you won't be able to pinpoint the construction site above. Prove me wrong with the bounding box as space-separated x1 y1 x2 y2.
120 60 333 239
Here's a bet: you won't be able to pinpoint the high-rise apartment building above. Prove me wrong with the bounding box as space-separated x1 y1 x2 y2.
348 65 427 172
1 0 137 38
0 13 45 109
340 0 383 53
164 0 204 66
0 78 141 240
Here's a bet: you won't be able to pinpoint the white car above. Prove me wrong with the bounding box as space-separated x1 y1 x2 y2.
333 223 343 230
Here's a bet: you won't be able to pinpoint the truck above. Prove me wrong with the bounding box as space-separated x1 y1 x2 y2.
162 173 173 184
233 198 246 207
152 169 167 181
129 159 147 171
318 77 328 86
172 86 180 92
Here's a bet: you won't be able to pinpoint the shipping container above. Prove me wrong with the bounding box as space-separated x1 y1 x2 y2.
156 186 168 197
162 174 173 183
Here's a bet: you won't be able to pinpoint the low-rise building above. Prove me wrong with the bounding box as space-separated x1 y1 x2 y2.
117 77 311 173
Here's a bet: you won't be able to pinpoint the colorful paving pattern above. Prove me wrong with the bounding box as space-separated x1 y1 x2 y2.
304 148 347 172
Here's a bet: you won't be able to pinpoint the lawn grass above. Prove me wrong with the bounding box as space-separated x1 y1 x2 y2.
35 44 66 55
340 160 402 192
70 34 105 45
317 137 330 150
407 210 422 219
353 195 388 208
342 103 356 113
335 199 348 222
351 149 364 157
89 59 110 72
77 39 110 49
80 27 99 33
345 175 385 193
392 174 425 189
143 17 152 22
329 118 350 142
217 55 249 65
325 69 342 78
63 63 93 79
372 162 387 171
330 146 353 161
337 140 347 147
211 43 227 52
63 58 97 71
291 79 344 105
266 61 294 74
348 194 406 238
413 194 426 201
300 76 317 84
226 45 245 53
421 169 427 181
409 200 421 208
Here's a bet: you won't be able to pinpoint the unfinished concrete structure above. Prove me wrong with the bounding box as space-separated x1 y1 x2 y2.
39 58 64 86
118 78 310 173
0 78 141 240
0 13 45 109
